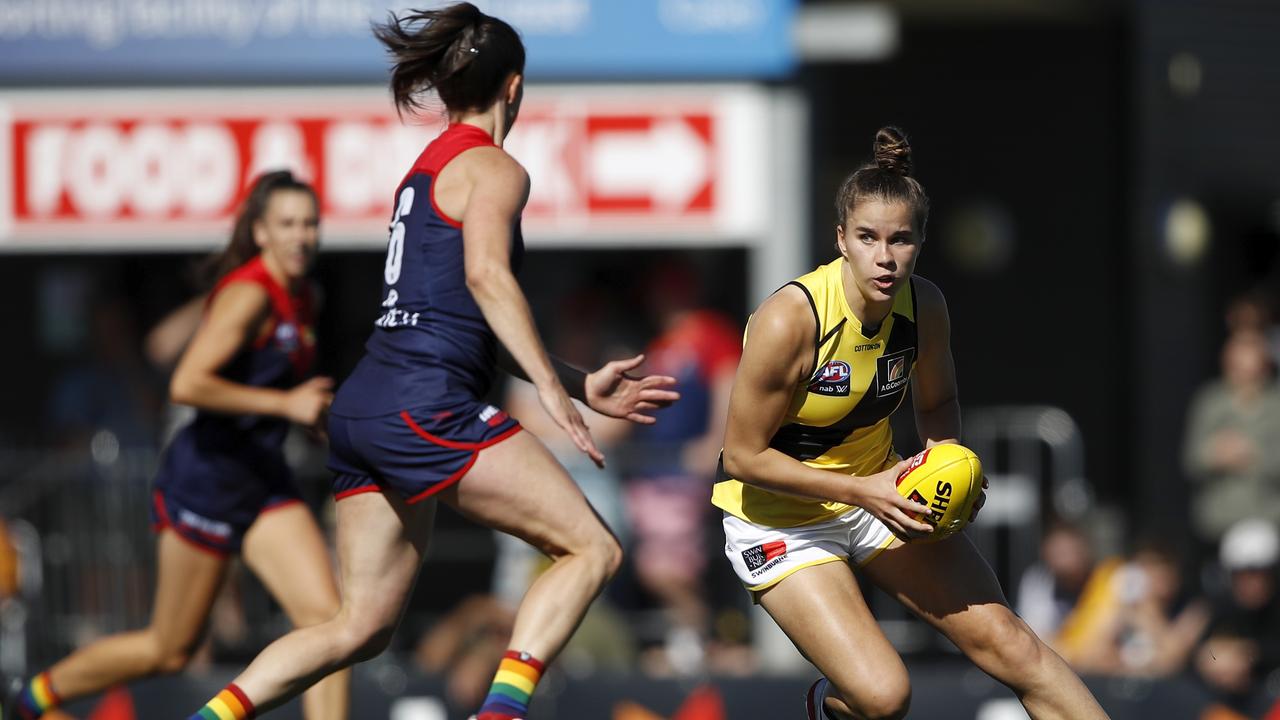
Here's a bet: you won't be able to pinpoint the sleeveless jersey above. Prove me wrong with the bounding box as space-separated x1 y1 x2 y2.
711 258 918 527
331 123 524 418
192 256 315 449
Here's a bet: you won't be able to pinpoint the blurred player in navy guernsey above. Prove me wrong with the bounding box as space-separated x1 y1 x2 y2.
3 171 350 720
182 4 678 720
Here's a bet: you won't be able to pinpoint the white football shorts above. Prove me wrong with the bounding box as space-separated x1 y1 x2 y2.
722 507 896 597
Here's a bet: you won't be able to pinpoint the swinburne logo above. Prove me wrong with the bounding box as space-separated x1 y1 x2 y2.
742 540 787 573
809 360 851 397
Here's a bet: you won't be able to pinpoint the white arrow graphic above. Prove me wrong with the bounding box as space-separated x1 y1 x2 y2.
588 117 710 212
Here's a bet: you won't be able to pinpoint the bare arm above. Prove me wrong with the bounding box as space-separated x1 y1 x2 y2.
910 277 988 521
499 348 679 427
496 347 592 403
169 283 332 426
910 277 960 447
144 294 207 370
720 286 931 538
459 149 604 464
682 367 737 478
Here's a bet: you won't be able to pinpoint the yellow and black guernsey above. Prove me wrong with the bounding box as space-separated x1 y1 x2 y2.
712 257 918 528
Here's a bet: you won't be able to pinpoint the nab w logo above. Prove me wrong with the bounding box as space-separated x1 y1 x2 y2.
809 360 851 397
875 348 915 397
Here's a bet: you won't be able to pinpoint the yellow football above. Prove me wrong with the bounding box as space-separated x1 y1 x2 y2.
894 444 982 542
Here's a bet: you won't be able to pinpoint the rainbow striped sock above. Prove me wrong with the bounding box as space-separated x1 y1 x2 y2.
188 683 255 720
476 650 544 720
15 672 59 719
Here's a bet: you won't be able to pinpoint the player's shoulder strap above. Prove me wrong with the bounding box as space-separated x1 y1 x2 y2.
782 259 846 382
211 256 299 325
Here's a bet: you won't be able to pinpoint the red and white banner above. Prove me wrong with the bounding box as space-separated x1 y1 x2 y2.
0 85 770 249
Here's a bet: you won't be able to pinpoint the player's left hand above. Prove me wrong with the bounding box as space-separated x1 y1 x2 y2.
968 474 989 524
584 353 680 424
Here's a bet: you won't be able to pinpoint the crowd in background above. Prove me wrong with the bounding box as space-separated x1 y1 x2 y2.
1015 289 1280 717
2 261 1279 714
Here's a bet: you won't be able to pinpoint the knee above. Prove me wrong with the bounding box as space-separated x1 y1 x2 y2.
830 668 911 720
567 529 623 585
588 532 624 588
962 609 1045 673
333 613 397 664
142 633 194 675
154 649 193 675
291 595 341 628
598 534 624 581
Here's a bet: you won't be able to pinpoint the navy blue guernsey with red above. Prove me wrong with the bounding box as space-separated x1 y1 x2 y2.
151 256 316 555
332 123 524 417
327 123 524 504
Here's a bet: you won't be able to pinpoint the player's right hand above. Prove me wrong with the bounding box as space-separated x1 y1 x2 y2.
284 376 334 427
851 460 935 541
538 382 605 468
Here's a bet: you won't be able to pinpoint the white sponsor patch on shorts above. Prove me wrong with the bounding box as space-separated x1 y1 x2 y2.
177 509 232 538
722 507 894 592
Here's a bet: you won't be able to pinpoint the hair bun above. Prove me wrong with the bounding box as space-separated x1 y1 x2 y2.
873 126 912 177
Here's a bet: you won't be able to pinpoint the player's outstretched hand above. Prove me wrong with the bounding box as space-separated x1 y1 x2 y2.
851 460 935 541
584 354 680 425
284 376 334 427
539 383 605 468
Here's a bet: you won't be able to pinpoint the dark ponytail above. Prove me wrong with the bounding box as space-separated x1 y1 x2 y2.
372 3 525 118
204 170 316 285
835 126 930 236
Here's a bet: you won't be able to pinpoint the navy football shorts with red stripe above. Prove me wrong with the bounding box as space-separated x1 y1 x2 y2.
150 488 302 556
327 399 522 504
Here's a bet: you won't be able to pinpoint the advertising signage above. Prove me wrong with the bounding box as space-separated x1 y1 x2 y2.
0 0 798 82
0 85 772 248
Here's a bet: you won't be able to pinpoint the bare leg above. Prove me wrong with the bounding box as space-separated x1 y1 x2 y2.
757 561 911 720
242 504 350 720
438 431 622 665
863 534 1109 720
228 491 435 714
45 532 227 699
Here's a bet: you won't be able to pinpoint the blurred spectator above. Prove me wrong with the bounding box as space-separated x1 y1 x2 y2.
624 259 740 675
1183 329 1280 548
1015 520 1096 644
1056 539 1209 677
415 594 517 710
1224 290 1280 363
1195 519 1280 712
0 517 18 600
46 295 164 450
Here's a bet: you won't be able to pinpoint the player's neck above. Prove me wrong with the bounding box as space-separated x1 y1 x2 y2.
840 262 892 331
259 253 299 292
451 105 507 145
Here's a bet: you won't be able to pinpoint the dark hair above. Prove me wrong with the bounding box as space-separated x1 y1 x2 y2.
835 126 930 237
205 170 317 284
372 3 525 118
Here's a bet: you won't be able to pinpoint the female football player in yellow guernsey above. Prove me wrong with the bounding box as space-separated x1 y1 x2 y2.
715 127 1108 720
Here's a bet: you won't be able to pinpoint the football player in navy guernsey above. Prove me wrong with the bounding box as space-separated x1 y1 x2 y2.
182 5 678 720
4 171 350 720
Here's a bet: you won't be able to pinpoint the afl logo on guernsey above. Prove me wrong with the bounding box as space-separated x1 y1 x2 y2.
274 322 300 352
809 360 851 397
876 349 916 397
